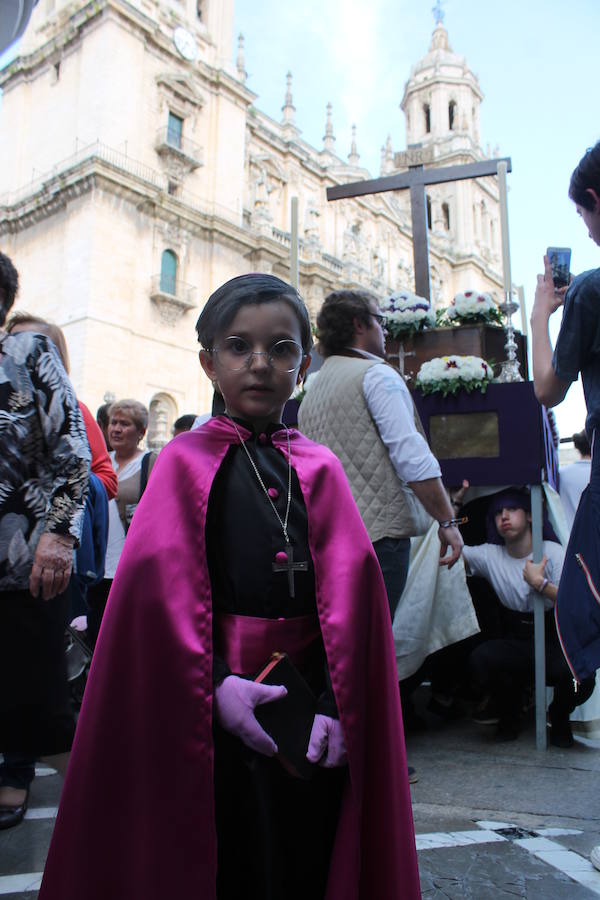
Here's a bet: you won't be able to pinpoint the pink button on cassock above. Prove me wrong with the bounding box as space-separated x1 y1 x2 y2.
258 433 267 445
267 487 279 500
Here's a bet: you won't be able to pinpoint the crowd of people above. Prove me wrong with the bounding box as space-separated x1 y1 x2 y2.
0 140 598 897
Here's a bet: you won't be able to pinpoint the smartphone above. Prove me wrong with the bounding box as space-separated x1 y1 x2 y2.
547 247 571 289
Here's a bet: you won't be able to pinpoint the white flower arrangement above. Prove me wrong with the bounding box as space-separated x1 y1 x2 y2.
441 290 503 327
415 355 494 397
382 290 436 339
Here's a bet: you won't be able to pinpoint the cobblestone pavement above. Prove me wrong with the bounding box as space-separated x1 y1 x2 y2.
409 694 600 898
2 700 599 898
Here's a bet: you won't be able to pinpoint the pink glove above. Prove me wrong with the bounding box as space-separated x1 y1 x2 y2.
214 675 287 756
306 714 347 767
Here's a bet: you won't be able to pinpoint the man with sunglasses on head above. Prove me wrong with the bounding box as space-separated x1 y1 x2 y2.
300 289 463 625
299 290 465 759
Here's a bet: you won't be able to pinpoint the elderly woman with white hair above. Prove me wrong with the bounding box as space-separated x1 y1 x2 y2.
86 399 157 646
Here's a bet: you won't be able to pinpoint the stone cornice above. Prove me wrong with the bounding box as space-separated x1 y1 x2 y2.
401 71 483 109
0 0 102 90
0 168 98 235
0 150 348 288
0 153 501 296
0 151 243 242
248 110 351 180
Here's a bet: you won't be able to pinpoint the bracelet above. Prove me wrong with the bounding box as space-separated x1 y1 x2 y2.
538 577 549 594
438 516 469 528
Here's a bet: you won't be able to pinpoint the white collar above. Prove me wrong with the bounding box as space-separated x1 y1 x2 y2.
346 346 384 361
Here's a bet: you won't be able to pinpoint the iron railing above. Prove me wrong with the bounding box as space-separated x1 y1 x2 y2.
154 127 203 166
150 274 196 306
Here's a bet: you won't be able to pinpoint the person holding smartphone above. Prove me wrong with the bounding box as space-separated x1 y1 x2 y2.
530 141 600 820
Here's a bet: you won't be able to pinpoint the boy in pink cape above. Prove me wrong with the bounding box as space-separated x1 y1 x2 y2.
40 274 421 900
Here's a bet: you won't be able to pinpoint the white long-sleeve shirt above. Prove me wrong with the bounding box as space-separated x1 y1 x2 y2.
350 348 441 484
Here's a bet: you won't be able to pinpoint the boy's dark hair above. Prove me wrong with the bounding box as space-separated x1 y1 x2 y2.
569 141 600 210
484 487 557 545
96 403 112 430
196 273 313 354
173 414 197 433
0 252 19 327
316 289 377 357
573 429 591 457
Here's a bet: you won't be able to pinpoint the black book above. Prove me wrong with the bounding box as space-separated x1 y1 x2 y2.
254 652 316 780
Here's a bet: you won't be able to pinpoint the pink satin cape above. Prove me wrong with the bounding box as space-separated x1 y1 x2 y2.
39 416 420 900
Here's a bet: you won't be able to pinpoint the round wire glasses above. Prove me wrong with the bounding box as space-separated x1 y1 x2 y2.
209 336 305 372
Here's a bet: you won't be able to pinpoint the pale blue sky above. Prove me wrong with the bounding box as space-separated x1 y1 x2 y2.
234 0 600 438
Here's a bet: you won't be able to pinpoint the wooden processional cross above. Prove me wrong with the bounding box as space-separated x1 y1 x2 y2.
326 149 512 303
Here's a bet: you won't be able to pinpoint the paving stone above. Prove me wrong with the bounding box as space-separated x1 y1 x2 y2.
0 819 55 873
0 894 39 900
418 843 598 898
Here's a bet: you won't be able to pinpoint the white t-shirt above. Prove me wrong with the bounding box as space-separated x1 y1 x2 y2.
559 460 591 530
104 452 145 579
462 541 564 613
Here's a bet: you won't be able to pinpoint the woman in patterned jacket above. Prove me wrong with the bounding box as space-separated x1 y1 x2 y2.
0 252 90 829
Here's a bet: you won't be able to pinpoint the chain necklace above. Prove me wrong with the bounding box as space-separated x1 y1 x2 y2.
227 416 307 598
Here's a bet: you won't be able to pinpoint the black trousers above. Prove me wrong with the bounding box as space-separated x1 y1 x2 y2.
0 588 75 755
469 610 595 725
0 752 36 790
86 578 112 649
214 727 345 900
373 536 411 621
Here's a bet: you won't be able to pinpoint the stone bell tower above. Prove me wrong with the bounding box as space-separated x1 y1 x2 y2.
398 13 502 293
401 18 483 155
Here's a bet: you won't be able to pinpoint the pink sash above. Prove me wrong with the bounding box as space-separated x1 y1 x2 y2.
214 612 321 674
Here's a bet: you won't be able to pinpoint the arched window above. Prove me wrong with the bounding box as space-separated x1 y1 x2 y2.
442 202 450 231
147 393 178 450
160 249 178 295
426 195 432 230
423 103 431 134
448 101 457 131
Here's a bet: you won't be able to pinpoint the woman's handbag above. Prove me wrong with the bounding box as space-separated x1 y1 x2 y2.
64 625 93 708
117 451 158 533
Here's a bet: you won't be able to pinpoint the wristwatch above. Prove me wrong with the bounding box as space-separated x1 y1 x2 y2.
438 516 468 528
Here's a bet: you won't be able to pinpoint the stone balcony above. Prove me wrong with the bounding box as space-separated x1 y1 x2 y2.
150 275 197 325
154 127 203 179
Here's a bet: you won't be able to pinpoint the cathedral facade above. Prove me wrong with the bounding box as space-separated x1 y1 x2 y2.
0 0 504 444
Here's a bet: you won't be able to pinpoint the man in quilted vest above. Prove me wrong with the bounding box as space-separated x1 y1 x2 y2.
299 289 464 619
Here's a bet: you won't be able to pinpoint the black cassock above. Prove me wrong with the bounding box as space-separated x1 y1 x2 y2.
206 423 344 900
